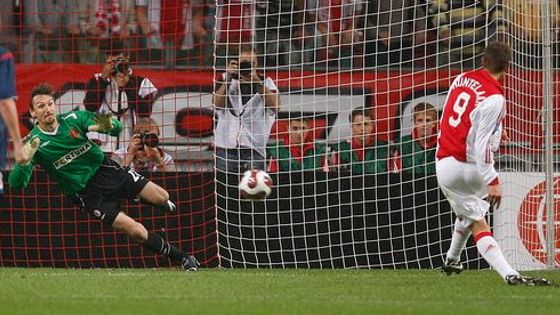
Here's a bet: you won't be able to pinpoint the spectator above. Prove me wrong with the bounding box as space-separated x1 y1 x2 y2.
254 1 306 66
0 2 17 50
308 0 365 63
73 0 137 64
83 42 158 152
499 0 560 69
397 102 438 176
135 0 207 67
24 0 79 63
0 44 25 194
213 45 280 174
331 109 389 174
365 0 429 67
113 118 174 172
431 0 498 68
267 114 327 172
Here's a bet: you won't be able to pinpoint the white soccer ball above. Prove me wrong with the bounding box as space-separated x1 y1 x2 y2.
238 169 273 201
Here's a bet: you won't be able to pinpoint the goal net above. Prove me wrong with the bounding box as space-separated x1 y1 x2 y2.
0 0 557 270
214 0 559 270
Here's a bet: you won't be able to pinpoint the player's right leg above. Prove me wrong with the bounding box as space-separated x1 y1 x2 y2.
137 181 176 214
112 212 200 271
470 220 550 286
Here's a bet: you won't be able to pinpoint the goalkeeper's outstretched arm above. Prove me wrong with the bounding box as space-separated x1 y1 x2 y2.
83 112 122 136
8 137 40 189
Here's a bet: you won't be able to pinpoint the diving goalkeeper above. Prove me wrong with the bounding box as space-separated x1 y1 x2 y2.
9 83 200 271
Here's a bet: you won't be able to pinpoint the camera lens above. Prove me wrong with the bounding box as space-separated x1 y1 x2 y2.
142 133 159 148
114 57 129 75
239 61 252 77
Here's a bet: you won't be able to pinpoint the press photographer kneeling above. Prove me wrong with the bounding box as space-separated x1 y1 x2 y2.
113 118 175 172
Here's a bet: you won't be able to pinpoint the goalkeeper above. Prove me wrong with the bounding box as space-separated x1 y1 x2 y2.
9 83 200 271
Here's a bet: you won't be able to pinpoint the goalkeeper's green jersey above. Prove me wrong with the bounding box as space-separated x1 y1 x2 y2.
9 111 122 196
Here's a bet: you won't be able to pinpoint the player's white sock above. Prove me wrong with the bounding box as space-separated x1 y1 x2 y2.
475 231 519 279
446 218 471 262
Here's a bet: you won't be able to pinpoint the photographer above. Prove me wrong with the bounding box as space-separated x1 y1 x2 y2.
84 42 158 152
213 45 280 174
113 118 175 172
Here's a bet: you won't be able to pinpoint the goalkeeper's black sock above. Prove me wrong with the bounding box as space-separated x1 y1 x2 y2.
142 232 185 263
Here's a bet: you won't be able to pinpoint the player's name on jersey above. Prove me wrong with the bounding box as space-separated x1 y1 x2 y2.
451 76 486 99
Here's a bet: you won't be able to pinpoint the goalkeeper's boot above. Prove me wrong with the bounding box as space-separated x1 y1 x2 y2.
182 255 200 271
442 258 463 275
158 200 176 214
505 274 551 286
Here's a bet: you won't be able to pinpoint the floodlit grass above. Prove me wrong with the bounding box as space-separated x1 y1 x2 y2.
0 268 559 315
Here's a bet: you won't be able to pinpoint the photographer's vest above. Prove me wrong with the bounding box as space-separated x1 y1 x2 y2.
214 76 277 158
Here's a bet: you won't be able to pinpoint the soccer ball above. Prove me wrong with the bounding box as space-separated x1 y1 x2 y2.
238 169 273 201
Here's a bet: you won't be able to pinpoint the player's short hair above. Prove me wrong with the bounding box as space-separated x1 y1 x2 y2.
413 103 437 120
30 83 54 109
350 108 372 123
482 41 512 74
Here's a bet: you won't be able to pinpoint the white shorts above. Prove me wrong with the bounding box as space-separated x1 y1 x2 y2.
436 157 490 229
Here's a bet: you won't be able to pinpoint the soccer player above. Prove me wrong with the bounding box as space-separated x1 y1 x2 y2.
436 42 549 286
9 83 200 271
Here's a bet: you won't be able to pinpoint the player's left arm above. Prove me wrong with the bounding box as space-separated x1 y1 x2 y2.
473 94 505 185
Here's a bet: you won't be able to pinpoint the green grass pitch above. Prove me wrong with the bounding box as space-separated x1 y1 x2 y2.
1 268 558 315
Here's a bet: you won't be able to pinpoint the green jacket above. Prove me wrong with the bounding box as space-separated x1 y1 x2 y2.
397 135 436 176
267 140 326 171
331 140 389 174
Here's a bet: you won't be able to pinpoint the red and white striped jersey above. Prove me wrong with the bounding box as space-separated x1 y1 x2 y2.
436 69 506 185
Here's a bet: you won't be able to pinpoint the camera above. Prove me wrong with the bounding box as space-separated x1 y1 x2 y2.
239 60 253 78
231 60 253 80
113 57 130 75
137 132 159 149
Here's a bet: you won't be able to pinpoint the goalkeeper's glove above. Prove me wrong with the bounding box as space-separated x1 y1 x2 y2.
90 113 114 132
19 137 40 165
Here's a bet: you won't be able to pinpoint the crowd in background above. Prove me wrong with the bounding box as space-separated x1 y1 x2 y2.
0 1 558 69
